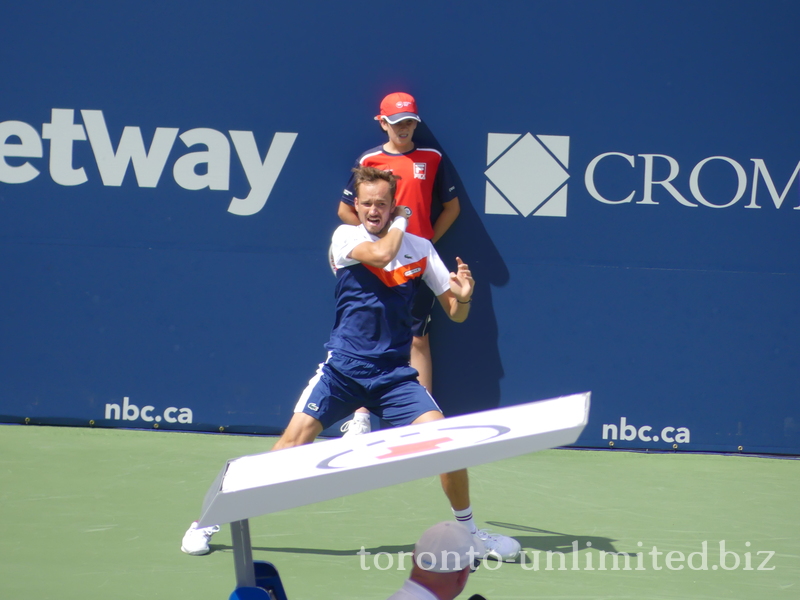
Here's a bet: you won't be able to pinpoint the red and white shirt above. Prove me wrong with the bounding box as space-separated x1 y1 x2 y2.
340 146 458 240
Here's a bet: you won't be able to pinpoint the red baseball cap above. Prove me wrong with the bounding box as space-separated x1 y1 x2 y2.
374 92 422 124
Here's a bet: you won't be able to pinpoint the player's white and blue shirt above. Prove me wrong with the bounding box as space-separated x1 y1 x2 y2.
327 224 450 365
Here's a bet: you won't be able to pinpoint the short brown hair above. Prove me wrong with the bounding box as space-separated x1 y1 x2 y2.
353 166 400 200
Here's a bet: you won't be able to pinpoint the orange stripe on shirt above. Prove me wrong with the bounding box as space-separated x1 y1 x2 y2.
365 257 428 287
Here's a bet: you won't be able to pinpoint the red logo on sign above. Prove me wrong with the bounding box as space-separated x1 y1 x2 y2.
376 437 453 459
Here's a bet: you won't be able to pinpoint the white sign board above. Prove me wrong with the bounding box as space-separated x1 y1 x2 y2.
198 392 590 527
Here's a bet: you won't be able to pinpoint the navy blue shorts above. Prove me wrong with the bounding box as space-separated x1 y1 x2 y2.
411 285 436 338
293 353 442 429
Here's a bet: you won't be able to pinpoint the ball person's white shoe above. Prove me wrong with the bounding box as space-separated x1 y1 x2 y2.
475 529 521 562
340 417 371 437
181 521 220 555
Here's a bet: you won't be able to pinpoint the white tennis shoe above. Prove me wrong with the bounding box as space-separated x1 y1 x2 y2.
340 417 371 437
475 529 521 562
181 521 220 555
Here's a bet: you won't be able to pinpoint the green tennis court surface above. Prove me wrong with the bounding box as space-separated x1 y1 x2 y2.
1 425 797 599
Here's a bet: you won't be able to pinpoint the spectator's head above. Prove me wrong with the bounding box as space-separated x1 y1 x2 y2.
410 522 485 600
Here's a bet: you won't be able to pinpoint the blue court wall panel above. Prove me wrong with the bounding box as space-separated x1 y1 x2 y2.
1 1 798 453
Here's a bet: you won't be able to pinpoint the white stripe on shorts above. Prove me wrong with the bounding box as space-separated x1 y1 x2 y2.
293 352 331 413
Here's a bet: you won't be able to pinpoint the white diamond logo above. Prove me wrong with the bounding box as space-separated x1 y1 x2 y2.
485 133 570 217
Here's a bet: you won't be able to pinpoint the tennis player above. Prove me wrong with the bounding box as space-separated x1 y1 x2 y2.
182 167 519 562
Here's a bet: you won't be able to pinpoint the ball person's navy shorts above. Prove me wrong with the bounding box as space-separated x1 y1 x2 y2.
410 284 436 338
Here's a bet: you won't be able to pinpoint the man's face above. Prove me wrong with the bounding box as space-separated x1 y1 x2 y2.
354 179 395 236
380 118 417 150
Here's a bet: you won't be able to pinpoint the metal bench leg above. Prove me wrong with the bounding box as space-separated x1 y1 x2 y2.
230 519 256 588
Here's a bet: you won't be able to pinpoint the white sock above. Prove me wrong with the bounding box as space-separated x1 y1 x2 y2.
353 412 369 423
452 506 477 534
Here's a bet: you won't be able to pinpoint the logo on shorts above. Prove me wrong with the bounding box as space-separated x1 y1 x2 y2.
485 133 569 217
307 403 319 412
413 163 427 180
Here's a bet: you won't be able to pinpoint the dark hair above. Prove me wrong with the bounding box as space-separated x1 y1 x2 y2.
353 166 399 200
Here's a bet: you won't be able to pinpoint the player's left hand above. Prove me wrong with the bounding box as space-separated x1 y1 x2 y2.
450 257 474 301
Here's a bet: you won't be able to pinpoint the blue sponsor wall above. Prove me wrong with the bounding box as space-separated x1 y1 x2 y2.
1 1 798 454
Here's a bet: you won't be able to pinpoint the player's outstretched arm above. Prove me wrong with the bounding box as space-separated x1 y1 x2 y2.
437 257 474 323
